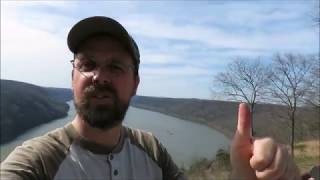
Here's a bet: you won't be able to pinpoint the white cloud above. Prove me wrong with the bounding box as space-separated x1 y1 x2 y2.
1 1 317 99
141 53 182 65
123 12 316 53
141 66 212 77
1 1 72 88
138 75 212 99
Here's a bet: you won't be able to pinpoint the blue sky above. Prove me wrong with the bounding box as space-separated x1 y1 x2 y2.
1 1 318 100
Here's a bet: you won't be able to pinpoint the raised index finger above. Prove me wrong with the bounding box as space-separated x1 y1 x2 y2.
237 103 252 139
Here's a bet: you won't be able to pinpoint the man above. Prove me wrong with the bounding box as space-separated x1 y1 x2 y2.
1 16 301 180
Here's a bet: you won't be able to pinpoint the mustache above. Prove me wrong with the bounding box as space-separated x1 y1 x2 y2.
84 83 117 98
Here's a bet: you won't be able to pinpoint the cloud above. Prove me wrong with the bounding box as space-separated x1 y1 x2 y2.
127 14 316 51
1 1 72 88
141 53 183 66
141 65 212 77
1 1 317 99
138 75 212 99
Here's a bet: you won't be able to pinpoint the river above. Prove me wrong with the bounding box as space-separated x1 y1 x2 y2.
0 101 230 168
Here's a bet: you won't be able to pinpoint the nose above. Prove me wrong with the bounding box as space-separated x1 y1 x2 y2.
92 68 112 85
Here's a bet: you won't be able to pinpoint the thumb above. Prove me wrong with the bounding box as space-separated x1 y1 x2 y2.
236 103 252 139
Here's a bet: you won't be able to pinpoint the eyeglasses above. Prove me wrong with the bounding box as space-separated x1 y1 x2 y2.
70 56 135 78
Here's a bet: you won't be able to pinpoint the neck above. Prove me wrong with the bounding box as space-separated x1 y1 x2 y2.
72 115 122 147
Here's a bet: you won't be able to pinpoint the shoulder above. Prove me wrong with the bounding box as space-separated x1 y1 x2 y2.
1 123 77 180
20 123 76 156
124 127 158 148
124 126 162 161
123 126 186 180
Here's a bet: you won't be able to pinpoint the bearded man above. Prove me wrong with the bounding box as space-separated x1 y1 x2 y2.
1 16 301 180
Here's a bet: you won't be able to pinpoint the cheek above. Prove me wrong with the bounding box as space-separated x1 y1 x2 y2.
72 74 91 100
116 79 138 100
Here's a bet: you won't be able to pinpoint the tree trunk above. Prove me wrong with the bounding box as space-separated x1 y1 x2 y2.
290 113 295 157
250 104 254 136
251 111 254 136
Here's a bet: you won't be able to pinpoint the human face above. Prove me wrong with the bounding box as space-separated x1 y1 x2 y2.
72 35 139 130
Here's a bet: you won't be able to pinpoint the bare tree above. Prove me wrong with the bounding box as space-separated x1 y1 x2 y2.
267 53 314 157
214 57 270 134
304 56 320 108
312 0 320 25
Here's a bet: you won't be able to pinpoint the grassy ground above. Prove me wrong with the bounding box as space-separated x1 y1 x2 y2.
185 149 231 180
294 140 320 174
185 140 319 179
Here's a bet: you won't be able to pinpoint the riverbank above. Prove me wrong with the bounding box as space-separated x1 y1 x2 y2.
1 105 230 168
132 103 237 139
132 96 319 144
131 96 319 178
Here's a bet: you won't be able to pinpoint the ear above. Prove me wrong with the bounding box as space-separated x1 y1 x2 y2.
132 75 140 96
71 69 74 80
71 69 75 91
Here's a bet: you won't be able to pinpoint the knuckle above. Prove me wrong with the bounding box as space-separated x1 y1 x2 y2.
256 170 278 180
256 137 276 149
256 172 270 180
253 156 269 169
264 137 275 145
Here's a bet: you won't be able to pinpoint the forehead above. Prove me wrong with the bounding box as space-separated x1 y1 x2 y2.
77 35 130 56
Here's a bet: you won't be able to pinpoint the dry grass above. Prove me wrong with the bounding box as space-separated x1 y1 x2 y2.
185 140 319 179
294 140 320 174
185 149 231 180
187 170 229 180
295 140 319 156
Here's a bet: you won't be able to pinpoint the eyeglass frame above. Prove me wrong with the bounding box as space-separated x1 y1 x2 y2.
70 56 135 78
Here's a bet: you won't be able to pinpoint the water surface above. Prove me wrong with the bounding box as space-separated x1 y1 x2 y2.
1 101 230 167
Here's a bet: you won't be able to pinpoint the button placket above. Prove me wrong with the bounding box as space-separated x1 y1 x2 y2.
109 154 114 161
105 154 114 179
110 154 121 180
113 169 118 176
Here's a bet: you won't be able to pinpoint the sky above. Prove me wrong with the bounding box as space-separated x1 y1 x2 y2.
1 1 318 100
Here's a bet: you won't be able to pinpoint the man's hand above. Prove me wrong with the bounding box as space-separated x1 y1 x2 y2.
230 103 301 180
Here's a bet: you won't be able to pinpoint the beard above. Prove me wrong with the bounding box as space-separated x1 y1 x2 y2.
74 83 130 130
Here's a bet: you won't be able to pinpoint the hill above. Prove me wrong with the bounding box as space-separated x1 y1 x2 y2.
46 87 73 102
1 79 317 145
0 80 70 144
131 96 319 144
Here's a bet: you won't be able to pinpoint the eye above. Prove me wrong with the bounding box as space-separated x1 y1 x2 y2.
108 63 126 74
77 61 96 72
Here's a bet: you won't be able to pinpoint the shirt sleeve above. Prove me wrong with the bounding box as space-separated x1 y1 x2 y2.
0 144 44 180
156 140 187 180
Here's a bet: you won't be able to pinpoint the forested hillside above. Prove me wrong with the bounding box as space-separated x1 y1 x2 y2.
0 80 70 144
1 79 318 146
131 96 319 143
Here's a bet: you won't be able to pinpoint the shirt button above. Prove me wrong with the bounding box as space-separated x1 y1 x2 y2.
113 169 118 176
109 154 114 160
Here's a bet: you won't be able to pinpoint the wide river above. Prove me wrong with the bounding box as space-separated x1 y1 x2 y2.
1 101 230 168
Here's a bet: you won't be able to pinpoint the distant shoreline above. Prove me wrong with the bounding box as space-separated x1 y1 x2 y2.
131 96 319 144
131 104 234 140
